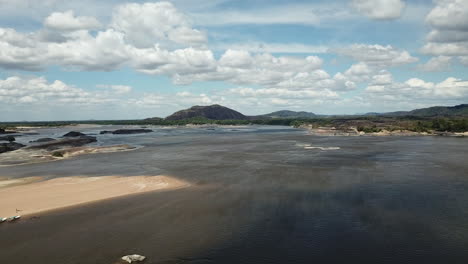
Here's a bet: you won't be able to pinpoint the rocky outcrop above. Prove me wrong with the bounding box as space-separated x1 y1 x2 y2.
0 142 25 153
0 136 15 142
62 131 87 137
29 138 55 143
27 136 97 150
121 254 146 263
100 129 153 135
165 104 247 121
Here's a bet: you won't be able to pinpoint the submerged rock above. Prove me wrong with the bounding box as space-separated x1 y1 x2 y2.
27 136 97 150
29 138 55 143
0 136 15 142
100 129 153 135
7 215 21 222
62 131 87 137
51 144 136 158
21 132 40 135
121 254 146 263
0 142 26 153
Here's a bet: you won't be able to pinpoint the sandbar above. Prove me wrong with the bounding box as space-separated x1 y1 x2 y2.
0 175 190 217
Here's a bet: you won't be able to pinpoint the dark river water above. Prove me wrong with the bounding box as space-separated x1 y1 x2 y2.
1 125 468 264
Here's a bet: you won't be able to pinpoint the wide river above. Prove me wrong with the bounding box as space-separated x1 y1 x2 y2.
1 125 467 263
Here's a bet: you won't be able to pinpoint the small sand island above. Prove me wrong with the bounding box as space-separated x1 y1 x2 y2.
0 175 190 217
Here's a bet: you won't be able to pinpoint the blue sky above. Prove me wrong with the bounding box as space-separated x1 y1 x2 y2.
0 0 467 121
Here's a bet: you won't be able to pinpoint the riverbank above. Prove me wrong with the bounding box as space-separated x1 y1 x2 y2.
302 125 468 137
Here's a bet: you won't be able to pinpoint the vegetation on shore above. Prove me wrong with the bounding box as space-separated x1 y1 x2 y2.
1 104 467 133
0 117 296 128
291 116 468 133
1 116 467 133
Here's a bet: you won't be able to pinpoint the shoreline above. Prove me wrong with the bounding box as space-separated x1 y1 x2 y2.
0 175 190 217
302 126 468 137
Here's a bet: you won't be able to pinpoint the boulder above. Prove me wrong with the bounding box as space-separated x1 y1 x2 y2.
100 129 153 135
27 136 97 150
0 142 26 154
121 254 146 263
62 131 87 137
0 136 15 142
29 138 56 143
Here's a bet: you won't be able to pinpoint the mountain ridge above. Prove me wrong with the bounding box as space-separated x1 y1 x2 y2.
147 104 468 121
380 104 468 117
165 104 247 121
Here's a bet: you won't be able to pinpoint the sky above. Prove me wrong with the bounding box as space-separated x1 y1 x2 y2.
0 0 467 121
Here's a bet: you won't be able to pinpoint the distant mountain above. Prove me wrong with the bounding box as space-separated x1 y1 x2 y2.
256 110 317 119
144 117 163 121
382 104 468 117
362 112 381 116
152 104 468 122
165 104 247 120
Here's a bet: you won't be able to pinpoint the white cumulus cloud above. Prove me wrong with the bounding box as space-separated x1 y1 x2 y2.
0 76 118 105
421 0 468 64
351 0 406 20
44 10 102 31
366 76 468 99
111 2 207 49
416 56 452 72
335 44 418 68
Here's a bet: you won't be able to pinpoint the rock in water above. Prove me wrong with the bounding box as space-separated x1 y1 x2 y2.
100 129 153 135
0 129 18 134
0 136 15 142
121 254 146 263
0 142 25 153
27 136 97 150
29 138 55 143
62 131 87 137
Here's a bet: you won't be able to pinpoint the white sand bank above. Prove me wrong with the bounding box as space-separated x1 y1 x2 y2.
0 175 190 216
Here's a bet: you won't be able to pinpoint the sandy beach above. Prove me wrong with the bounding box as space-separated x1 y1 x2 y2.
0 175 190 216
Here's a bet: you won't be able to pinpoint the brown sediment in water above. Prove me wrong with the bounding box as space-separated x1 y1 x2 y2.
0 175 190 216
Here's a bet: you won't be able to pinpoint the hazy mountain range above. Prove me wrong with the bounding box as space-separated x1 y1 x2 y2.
156 104 468 121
